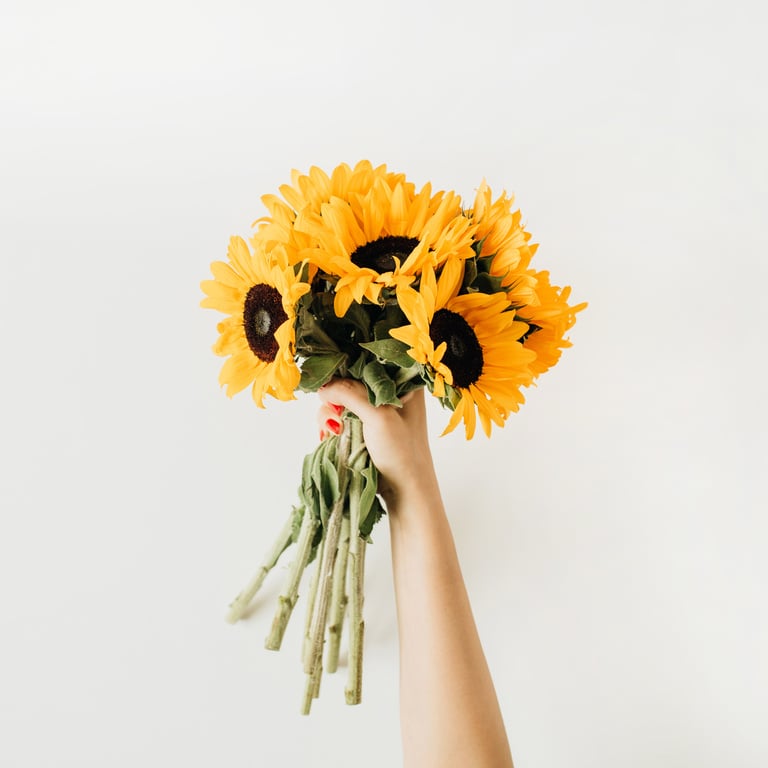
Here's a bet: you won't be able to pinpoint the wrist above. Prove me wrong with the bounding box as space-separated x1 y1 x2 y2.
382 469 444 524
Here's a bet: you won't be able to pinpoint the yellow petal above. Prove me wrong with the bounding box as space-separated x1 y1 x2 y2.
219 351 259 397
333 287 355 318
435 257 463 308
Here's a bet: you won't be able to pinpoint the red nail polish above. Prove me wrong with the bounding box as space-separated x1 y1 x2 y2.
330 403 344 416
319 429 326 441
326 418 341 435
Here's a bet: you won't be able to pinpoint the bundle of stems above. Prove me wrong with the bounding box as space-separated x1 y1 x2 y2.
226 416 371 714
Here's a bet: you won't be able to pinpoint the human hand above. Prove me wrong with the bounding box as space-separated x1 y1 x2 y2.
316 379 438 509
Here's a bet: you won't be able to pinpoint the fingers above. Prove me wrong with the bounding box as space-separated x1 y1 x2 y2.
316 402 343 441
318 378 377 420
317 379 427 442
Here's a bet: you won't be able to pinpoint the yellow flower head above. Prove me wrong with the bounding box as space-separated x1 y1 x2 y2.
294 174 476 317
390 262 536 439
467 181 538 290
467 181 586 378
200 236 310 407
250 160 412 270
516 270 588 377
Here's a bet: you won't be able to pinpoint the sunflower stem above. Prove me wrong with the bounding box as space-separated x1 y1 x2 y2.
344 536 366 703
301 504 343 714
302 495 344 673
326 515 350 674
301 662 324 714
301 425 352 713
226 513 295 624
345 419 367 705
302 535 325 668
301 673 314 715
264 510 317 651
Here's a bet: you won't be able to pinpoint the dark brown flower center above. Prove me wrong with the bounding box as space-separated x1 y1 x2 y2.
350 236 420 273
429 308 484 388
243 284 287 362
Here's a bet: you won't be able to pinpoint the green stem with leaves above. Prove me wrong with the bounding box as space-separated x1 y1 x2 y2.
301 425 352 714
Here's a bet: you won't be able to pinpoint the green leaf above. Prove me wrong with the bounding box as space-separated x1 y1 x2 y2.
337 300 372 343
360 497 385 539
356 463 379 536
294 305 343 356
472 272 507 295
372 303 408 340
347 353 367 380
299 353 347 391
297 262 312 283
298 452 315 510
318 459 339 523
461 257 478 291
476 255 495 273
309 439 337 524
472 234 488 257
309 440 328 502
297 445 325 552
362 359 399 407
395 368 426 395
442 381 462 410
359 338 415 369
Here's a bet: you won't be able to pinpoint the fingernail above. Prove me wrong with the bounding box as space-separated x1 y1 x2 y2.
330 403 344 416
326 418 341 435
319 429 326 441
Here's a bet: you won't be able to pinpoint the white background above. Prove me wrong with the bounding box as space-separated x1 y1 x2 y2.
2 1 766 766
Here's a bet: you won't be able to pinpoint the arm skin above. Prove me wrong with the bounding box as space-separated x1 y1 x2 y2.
318 380 514 768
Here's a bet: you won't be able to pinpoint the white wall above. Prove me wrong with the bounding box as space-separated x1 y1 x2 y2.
2 1 766 766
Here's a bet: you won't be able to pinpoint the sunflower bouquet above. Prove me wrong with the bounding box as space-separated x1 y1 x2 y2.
201 160 585 713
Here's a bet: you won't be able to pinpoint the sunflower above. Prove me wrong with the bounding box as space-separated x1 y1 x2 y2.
467 182 586 377
200 236 310 407
390 262 536 439
294 175 476 317
516 270 588 377
467 181 538 297
250 160 412 268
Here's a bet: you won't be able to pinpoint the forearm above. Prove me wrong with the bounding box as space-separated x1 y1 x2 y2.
316 381 513 764
388 476 514 768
